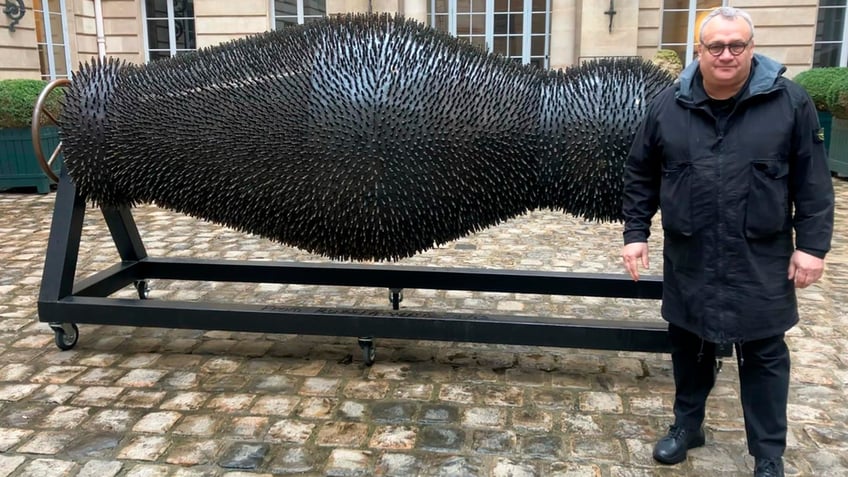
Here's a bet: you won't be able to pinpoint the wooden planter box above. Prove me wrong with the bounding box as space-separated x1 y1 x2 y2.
829 117 848 177
0 126 62 193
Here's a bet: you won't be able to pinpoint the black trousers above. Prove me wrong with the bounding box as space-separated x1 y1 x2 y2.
668 323 790 458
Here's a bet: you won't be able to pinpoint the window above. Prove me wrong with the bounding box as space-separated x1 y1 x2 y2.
430 0 551 69
660 0 725 66
814 0 848 67
142 0 196 62
272 0 326 30
33 0 71 80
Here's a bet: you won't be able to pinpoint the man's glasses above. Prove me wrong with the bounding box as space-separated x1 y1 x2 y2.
701 39 752 57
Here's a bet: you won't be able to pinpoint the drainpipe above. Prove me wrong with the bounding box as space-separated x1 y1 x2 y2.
93 0 106 59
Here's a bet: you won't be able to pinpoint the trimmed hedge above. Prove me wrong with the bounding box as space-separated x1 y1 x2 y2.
0 79 64 129
827 70 848 119
794 67 848 112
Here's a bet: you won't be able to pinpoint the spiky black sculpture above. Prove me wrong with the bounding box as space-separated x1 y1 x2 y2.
59 14 672 261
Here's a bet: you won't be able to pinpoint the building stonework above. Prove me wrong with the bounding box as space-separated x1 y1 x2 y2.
0 1 826 81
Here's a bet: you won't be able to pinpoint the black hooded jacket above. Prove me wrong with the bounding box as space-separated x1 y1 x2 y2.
622 54 834 343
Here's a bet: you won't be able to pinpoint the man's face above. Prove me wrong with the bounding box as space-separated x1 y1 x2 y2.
697 16 754 88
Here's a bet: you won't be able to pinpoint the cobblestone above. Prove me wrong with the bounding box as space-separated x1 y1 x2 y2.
0 179 847 475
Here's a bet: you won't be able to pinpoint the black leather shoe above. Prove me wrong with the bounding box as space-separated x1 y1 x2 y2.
754 457 784 477
652 425 706 464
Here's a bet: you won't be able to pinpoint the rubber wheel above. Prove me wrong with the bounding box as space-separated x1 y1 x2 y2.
54 323 79 351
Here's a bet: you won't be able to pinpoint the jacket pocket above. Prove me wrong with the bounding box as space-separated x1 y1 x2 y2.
745 159 790 239
660 162 692 236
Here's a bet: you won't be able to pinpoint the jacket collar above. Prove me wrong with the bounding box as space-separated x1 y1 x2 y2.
675 54 785 105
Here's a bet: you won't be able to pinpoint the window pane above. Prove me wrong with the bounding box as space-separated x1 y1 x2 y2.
433 14 448 31
457 14 471 35
509 35 522 56
531 12 545 33
470 36 486 49
696 0 721 9
303 16 323 24
494 13 508 34
146 0 168 17
175 19 195 49
511 14 523 34
47 0 61 13
275 0 297 16
49 13 64 43
817 7 846 42
664 0 688 9
529 57 543 69
52 46 67 75
531 35 544 56
176 0 194 17
275 17 298 29
37 44 50 75
433 0 448 13
304 0 325 16
493 36 507 55
821 0 846 6
494 0 511 13
662 11 689 44
149 50 172 62
532 0 546 11
470 13 485 34
147 19 171 50
814 43 841 67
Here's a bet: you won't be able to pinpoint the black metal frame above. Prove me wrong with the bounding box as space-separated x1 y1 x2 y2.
38 170 673 357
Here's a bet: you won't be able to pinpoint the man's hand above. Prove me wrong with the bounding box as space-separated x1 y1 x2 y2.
622 242 649 281
788 250 825 288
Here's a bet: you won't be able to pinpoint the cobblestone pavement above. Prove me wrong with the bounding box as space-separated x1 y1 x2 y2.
0 178 846 477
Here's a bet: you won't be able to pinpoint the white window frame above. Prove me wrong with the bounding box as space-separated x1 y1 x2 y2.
141 0 196 62
271 0 326 28
659 0 727 67
429 0 552 68
814 1 848 67
34 0 72 80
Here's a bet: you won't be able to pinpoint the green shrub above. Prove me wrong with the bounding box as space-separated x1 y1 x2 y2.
794 67 848 112
826 71 848 119
0 79 64 129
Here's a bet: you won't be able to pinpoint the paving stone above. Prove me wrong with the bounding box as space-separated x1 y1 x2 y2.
266 447 315 474
0 428 33 451
124 464 171 477
325 448 372 477
296 396 336 418
64 432 121 459
84 409 137 432
71 386 124 406
117 436 170 461
40 405 91 429
316 421 369 447
462 406 506 428
491 458 538 477
17 431 74 454
16 458 76 476
416 426 465 452
419 404 460 425
173 414 221 436
133 411 182 433
218 442 270 470
250 395 299 415
343 379 390 399
471 429 516 454
226 416 269 438
0 455 26 477
338 400 367 420
76 460 123 477
266 418 315 443
375 452 421 476
521 434 563 459
371 401 417 423
160 391 210 410
164 438 220 465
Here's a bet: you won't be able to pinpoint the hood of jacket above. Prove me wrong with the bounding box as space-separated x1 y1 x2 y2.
675 53 786 104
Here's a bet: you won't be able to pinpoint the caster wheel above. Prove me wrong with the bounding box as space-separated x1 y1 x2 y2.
134 280 150 299
358 338 376 366
52 323 79 351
